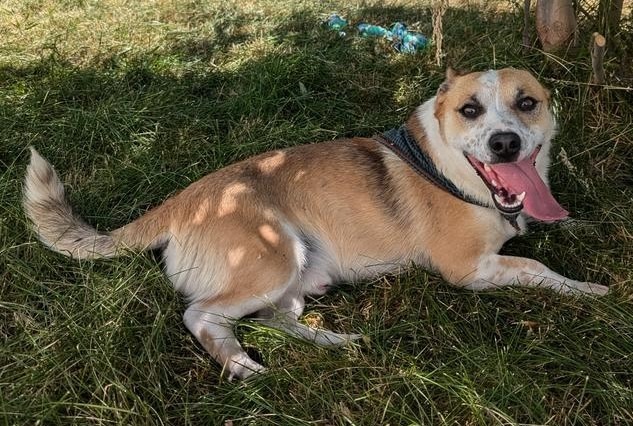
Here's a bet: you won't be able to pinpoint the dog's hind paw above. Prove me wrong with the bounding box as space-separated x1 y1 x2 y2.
225 355 266 381
584 282 609 296
570 281 609 296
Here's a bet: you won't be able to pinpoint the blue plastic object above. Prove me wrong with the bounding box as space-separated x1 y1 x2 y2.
357 23 390 38
400 30 428 53
326 14 348 34
358 21 427 53
328 14 428 53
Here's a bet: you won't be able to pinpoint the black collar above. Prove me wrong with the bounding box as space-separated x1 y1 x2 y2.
374 125 520 230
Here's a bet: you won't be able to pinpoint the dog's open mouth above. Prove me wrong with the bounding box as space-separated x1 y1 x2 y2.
466 146 569 222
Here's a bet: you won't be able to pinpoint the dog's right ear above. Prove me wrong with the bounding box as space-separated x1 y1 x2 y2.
437 67 458 95
435 68 459 121
445 67 458 80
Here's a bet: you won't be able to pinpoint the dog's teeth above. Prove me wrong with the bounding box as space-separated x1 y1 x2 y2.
484 164 492 173
516 191 526 202
494 192 523 210
491 179 499 187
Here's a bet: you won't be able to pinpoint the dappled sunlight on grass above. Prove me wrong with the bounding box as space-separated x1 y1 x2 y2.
1 0 632 424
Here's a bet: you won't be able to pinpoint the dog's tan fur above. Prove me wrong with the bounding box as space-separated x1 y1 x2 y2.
23 68 608 379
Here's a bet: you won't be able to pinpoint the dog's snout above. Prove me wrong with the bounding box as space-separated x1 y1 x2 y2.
488 132 521 162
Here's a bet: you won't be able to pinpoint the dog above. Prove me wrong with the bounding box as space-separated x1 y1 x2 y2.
23 68 609 379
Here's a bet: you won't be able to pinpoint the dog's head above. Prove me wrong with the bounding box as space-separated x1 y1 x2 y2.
432 68 567 221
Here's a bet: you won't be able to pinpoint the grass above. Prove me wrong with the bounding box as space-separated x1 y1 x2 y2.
1 0 632 424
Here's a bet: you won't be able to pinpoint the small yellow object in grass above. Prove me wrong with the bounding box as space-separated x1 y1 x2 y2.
303 312 324 329
519 320 540 335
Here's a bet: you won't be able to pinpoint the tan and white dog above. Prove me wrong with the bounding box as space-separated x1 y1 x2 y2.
24 68 608 379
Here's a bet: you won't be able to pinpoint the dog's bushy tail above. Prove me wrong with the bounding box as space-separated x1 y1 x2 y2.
23 148 167 259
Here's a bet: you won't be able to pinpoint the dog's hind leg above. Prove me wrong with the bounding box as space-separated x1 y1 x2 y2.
261 316 362 347
183 302 267 380
167 210 317 379
461 254 609 295
180 254 301 379
257 286 362 347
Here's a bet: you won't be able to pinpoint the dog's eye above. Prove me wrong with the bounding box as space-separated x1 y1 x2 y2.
517 97 537 112
459 104 483 119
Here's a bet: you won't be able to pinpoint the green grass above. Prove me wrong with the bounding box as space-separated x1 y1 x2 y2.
1 0 632 424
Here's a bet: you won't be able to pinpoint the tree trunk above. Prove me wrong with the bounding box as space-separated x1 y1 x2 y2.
536 0 577 52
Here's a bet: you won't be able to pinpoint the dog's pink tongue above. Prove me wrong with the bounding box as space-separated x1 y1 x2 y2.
490 157 568 221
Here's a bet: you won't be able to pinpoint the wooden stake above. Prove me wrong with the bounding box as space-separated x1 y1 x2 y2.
591 32 606 85
432 0 448 67
522 0 532 51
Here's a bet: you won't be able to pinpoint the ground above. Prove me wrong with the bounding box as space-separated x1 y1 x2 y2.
1 0 632 424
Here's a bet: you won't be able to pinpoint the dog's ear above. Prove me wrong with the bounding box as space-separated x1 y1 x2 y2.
438 67 459 94
435 67 459 120
445 67 458 80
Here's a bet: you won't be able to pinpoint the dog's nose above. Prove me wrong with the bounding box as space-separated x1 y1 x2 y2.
488 132 521 162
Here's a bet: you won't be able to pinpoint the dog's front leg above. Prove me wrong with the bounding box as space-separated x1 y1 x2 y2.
461 254 609 295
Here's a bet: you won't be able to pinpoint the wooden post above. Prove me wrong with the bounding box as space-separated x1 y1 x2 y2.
591 32 606 85
432 0 448 67
535 0 577 52
522 0 532 51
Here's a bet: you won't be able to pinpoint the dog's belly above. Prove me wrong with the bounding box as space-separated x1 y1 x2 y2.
296 229 430 296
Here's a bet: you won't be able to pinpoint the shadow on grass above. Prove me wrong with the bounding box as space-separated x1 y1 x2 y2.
0 5 443 225
0 3 534 163
0 2 615 232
